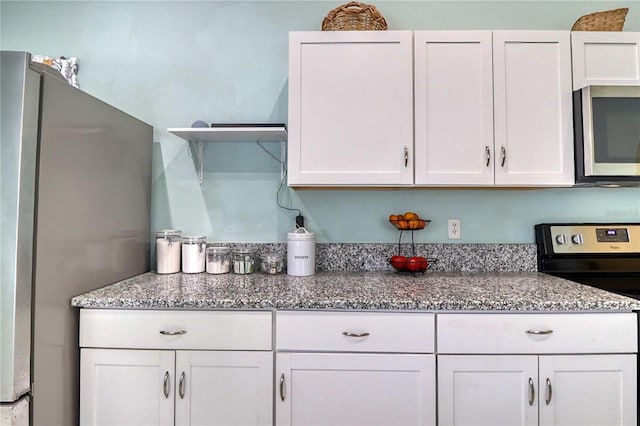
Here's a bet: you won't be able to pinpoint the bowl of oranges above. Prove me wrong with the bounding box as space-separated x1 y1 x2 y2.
388 212 430 230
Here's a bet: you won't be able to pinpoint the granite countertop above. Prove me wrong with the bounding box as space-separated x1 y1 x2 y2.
71 271 640 312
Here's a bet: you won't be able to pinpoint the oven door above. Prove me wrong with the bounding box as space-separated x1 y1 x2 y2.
574 85 640 184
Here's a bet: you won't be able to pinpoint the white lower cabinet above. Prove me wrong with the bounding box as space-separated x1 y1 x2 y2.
276 352 435 426
275 311 437 425
79 309 638 426
80 348 175 426
79 309 273 426
81 349 272 426
175 350 273 426
437 313 638 426
438 354 637 426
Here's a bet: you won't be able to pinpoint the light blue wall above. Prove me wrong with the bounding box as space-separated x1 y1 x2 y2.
2 1 639 243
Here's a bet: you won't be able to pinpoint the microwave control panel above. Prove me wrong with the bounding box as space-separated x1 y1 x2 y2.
549 225 640 254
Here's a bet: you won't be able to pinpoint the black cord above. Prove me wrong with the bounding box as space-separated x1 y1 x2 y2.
256 141 301 217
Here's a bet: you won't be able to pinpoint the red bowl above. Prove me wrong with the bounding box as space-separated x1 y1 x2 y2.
389 256 428 272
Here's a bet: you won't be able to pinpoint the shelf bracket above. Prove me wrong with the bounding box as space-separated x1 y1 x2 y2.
280 141 286 182
188 140 204 184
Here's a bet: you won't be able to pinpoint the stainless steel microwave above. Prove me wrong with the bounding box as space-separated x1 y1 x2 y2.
574 86 640 186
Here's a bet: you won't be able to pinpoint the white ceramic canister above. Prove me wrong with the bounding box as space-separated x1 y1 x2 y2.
156 230 182 274
287 227 315 276
181 236 206 273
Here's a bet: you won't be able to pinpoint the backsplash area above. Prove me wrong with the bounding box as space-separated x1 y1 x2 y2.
216 243 537 272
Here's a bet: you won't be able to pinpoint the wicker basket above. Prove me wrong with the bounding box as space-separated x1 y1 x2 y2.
571 8 628 31
322 2 387 31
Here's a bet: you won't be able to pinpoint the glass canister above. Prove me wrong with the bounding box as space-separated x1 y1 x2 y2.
181 236 206 273
232 247 257 274
156 230 182 274
259 253 284 275
206 246 231 274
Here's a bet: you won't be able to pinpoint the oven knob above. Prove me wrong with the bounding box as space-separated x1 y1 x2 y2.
571 234 584 245
555 234 567 245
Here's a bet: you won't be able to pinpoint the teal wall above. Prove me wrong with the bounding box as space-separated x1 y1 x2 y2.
2 1 639 244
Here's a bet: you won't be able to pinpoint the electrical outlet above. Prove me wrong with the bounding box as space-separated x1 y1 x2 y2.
448 219 461 239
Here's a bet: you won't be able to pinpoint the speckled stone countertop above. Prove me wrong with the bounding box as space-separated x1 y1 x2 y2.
71 271 640 312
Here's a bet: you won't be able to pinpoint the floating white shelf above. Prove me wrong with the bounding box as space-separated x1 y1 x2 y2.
168 126 288 184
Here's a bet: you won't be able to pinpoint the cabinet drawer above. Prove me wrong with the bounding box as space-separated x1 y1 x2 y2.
80 309 272 350
276 311 435 353
437 313 638 354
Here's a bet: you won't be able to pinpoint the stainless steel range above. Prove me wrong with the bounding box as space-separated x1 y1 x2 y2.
536 223 640 423
535 223 640 299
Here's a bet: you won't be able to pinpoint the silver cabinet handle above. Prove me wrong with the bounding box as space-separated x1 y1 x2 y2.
485 146 491 167
342 331 371 338
500 145 506 167
528 377 535 406
179 372 186 399
159 329 187 335
279 374 285 401
163 371 170 399
545 378 552 405
404 146 409 168
525 329 553 335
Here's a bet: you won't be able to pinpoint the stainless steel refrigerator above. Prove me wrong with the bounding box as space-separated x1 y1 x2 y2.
1 51 152 425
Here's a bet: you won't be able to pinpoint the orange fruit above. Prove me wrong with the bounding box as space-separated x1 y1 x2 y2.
404 212 418 220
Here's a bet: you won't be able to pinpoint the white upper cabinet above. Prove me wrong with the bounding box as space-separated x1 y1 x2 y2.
493 31 574 186
414 31 495 185
415 31 574 186
572 32 640 89
287 30 414 186
289 30 574 187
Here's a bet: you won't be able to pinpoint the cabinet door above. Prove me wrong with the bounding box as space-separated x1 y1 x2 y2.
438 355 538 426
493 31 574 186
538 354 637 426
572 32 640 89
276 352 436 425
80 348 175 426
414 31 494 185
175 350 273 426
288 31 414 186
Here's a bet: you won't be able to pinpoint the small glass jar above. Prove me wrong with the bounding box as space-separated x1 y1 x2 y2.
181 236 206 273
206 246 231 274
232 247 256 275
156 230 182 274
259 253 284 275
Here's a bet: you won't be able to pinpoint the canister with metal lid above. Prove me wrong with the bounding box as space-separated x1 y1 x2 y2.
181 236 206 273
156 230 182 274
287 227 315 276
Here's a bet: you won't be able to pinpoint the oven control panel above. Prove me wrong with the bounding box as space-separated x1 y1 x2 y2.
548 225 640 254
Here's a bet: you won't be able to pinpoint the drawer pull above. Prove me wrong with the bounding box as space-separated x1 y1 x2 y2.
528 377 535 406
485 146 491 167
163 371 170 399
525 329 553 335
342 331 370 338
545 378 552 405
179 372 186 399
159 329 187 336
279 374 286 401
